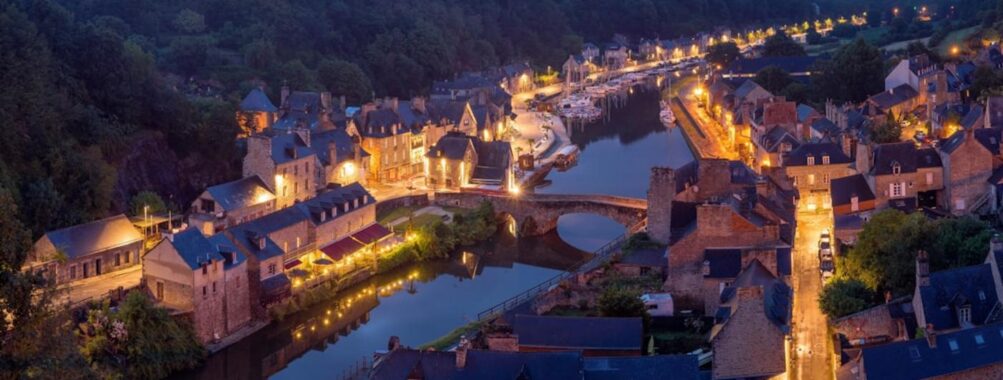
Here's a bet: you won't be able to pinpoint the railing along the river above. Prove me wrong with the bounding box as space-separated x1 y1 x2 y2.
475 219 646 321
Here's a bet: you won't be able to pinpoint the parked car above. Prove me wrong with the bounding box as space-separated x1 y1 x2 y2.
819 229 831 245
641 293 674 317
820 259 835 281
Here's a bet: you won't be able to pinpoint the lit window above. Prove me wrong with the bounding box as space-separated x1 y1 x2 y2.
807 156 815 166
822 155 830 165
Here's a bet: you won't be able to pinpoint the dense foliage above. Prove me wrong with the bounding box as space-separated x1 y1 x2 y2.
811 38 885 103
761 31 806 57
837 210 993 296
80 292 205 379
818 278 878 319
377 201 497 274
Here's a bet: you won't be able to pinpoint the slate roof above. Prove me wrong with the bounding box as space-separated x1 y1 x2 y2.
718 263 792 333
512 315 642 350
239 88 278 113
204 176 274 212
294 182 373 223
38 214 143 259
871 142 918 175
273 91 339 131
830 174 875 207
431 73 496 94
267 132 315 164
734 79 767 100
223 207 307 261
797 104 819 123
916 147 943 168
309 129 369 166
427 133 475 160
918 263 999 331
371 349 585 380
168 228 246 270
810 118 840 136
704 249 742 278
761 126 801 153
784 142 852 167
867 84 918 111
619 248 666 267
583 355 700 380
989 166 1003 185
854 323 1003 379
724 56 819 75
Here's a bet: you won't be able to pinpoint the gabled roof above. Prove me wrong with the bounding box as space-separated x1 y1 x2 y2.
266 132 315 164
855 323 1003 379
427 133 475 160
761 126 801 153
830 174 875 207
734 79 768 100
919 263 999 331
916 147 943 168
784 142 852 167
293 183 374 226
619 248 666 267
867 84 918 111
224 207 307 260
810 118 840 136
704 249 742 278
168 228 245 270
371 349 585 380
797 104 820 123
309 128 369 167
204 175 274 212
872 142 918 175
38 214 142 259
239 88 278 113
716 261 792 331
512 315 642 350
583 355 700 380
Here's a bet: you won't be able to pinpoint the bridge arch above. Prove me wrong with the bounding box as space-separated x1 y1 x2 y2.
433 192 647 236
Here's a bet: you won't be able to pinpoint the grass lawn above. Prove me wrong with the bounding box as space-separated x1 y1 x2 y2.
857 26 889 45
377 206 420 225
419 320 484 350
933 26 980 56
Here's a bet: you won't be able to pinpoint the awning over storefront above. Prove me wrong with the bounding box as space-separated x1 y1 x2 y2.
351 223 393 245
283 259 302 270
320 237 364 261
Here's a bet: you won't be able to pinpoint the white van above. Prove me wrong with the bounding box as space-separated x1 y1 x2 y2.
641 293 674 317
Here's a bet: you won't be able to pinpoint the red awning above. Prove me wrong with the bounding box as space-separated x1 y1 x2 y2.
351 223 393 245
283 259 302 270
321 237 364 261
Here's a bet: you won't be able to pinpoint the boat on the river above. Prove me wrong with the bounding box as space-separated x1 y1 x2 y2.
659 101 676 126
554 145 580 171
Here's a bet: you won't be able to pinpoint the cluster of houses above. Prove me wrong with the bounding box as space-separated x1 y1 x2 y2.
22 60 535 345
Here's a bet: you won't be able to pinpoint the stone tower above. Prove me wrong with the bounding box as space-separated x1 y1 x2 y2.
647 167 675 244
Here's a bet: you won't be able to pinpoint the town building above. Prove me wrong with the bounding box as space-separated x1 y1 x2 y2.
495 315 644 356
602 43 629 69
784 142 855 211
829 174 877 244
27 214 144 285
244 131 317 208
939 128 997 215
425 132 514 190
562 54 599 85
855 141 944 211
492 62 535 94
236 87 278 137
913 247 1003 334
710 261 791 380
189 175 276 235
142 229 251 344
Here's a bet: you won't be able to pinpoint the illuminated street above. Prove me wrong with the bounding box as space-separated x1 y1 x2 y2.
790 205 834 380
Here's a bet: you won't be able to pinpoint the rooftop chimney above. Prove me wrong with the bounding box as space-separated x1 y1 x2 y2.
702 260 711 276
925 324 937 348
916 250 930 287
388 336 401 351
281 83 290 107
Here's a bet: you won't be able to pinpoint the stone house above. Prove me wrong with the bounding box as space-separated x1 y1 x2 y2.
701 246 791 314
710 261 791 380
562 55 597 85
294 184 383 262
884 55 934 93
939 128 996 215
912 244 1003 335
856 141 943 211
864 84 919 120
142 229 251 344
189 175 276 235
614 248 666 278
236 88 278 137
353 97 478 184
220 207 309 308
425 132 514 190
582 43 600 61
829 174 877 244
930 103 983 138
638 38 660 61
603 43 629 69
244 131 317 209
493 62 534 94
754 126 800 169
28 214 143 285
838 323 1003 379
784 142 855 211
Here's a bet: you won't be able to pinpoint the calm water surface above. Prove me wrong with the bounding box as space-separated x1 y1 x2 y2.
174 80 693 379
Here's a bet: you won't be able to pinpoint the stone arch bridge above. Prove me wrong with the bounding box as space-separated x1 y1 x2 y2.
433 192 648 236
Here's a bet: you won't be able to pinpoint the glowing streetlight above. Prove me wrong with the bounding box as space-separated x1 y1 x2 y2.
951 45 960 56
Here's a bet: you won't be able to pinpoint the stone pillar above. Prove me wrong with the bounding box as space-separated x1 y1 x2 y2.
647 167 675 244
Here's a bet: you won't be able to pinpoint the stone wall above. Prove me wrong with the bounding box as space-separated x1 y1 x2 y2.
647 167 675 244
712 287 786 379
942 131 993 214
224 261 252 336
832 303 900 343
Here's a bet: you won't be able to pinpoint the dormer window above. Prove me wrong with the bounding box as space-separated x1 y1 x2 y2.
807 156 815 166
960 306 972 324
892 162 902 175
822 155 830 165
320 212 327 222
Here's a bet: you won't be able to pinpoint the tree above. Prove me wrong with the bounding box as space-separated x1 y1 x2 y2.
172 9 205 34
598 286 648 320
813 38 884 103
705 42 741 68
167 35 214 75
869 112 903 143
754 66 793 94
317 59 373 104
80 292 205 378
130 191 167 217
761 31 805 57
806 27 822 45
819 278 878 318
970 66 1003 100
243 39 276 71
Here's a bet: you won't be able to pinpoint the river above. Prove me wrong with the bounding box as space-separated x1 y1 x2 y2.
173 77 694 380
